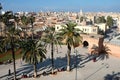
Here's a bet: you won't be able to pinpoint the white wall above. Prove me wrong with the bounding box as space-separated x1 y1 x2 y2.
96 23 108 32
55 24 98 34
76 25 98 34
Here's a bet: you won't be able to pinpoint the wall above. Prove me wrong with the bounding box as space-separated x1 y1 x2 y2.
82 35 120 57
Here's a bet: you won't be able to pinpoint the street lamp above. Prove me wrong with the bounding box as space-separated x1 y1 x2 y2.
74 49 78 80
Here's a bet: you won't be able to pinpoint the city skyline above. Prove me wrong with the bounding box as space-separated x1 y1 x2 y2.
1 0 120 12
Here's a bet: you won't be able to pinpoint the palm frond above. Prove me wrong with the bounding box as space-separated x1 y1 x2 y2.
21 39 46 64
59 22 83 48
91 44 111 60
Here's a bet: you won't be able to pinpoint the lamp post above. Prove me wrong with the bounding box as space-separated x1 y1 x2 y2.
74 49 78 80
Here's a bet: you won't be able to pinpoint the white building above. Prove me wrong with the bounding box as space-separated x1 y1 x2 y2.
95 23 108 32
76 25 98 34
116 17 120 32
55 24 98 34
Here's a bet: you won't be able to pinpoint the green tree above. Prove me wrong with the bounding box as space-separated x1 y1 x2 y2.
95 16 106 24
101 16 106 23
59 22 83 71
106 16 113 28
21 39 46 77
21 15 45 77
20 15 30 39
76 14 79 19
80 16 84 22
1 11 15 37
21 15 30 27
0 3 2 10
41 27 62 74
0 3 2 21
1 11 21 80
3 25 20 80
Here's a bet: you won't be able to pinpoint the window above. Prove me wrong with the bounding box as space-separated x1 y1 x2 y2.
93 29 96 32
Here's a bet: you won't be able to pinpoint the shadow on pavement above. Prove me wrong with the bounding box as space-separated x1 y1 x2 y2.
104 71 120 80
0 51 98 79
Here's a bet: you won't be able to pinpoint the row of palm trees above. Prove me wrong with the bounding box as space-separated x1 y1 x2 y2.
0 9 111 80
0 11 42 79
0 11 83 80
0 11 21 80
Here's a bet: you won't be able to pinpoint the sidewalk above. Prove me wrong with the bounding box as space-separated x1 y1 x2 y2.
21 55 120 80
0 45 120 80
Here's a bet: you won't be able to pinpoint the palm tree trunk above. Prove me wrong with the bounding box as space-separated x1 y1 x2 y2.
51 42 54 74
104 25 107 36
31 18 37 77
98 37 104 53
5 25 6 37
24 29 27 41
33 63 37 77
67 44 71 71
11 37 16 80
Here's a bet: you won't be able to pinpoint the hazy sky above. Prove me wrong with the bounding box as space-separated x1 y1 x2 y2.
1 0 120 12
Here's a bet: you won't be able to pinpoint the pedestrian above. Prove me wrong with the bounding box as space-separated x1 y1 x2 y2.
8 69 11 76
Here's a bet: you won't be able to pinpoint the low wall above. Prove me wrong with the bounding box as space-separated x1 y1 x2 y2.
83 36 120 58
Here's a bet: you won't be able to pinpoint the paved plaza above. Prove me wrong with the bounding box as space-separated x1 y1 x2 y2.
0 45 120 80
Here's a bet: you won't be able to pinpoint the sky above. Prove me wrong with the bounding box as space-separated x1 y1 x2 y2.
1 0 120 12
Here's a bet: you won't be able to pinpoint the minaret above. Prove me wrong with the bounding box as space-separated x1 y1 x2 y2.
80 9 83 16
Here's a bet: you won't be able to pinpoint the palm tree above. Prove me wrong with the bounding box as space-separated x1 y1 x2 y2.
20 15 44 78
21 39 46 77
59 22 83 71
41 27 62 74
91 37 111 60
3 25 20 80
1 11 21 80
1 11 14 37
20 15 30 27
